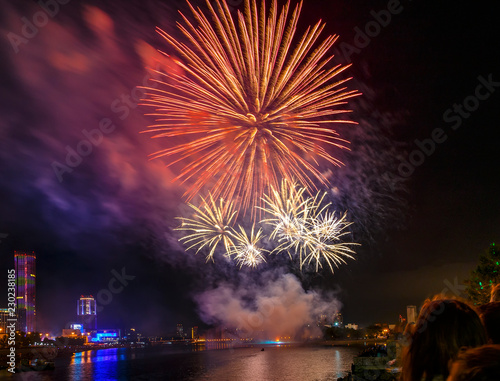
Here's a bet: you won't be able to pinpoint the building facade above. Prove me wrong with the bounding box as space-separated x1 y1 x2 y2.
176 324 184 338
333 312 344 328
0 308 9 337
89 329 121 343
407 305 417 325
77 295 97 331
15 251 36 333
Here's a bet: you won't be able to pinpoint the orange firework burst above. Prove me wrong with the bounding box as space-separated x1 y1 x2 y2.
142 0 360 212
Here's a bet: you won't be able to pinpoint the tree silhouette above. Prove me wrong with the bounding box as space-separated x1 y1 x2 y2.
464 243 500 305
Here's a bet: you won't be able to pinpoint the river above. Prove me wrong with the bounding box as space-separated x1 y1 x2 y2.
7 343 366 381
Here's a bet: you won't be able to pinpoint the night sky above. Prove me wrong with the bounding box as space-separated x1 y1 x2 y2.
0 0 499 336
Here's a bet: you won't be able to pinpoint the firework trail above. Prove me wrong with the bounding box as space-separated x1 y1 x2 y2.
260 179 308 243
300 210 357 272
177 196 267 267
142 0 360 213
175 194 237 262
176 178 357 272
261 180 358 272
229 225 267 269
175 193 265 267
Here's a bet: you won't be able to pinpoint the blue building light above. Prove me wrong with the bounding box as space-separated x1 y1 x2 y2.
90 331 119 342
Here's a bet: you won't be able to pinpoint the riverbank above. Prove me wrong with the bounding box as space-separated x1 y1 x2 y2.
314 338 388 346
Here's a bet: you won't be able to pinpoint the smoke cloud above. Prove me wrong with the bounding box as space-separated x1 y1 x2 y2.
195 271 341 340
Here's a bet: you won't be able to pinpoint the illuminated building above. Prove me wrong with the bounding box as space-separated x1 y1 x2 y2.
15 251 36 333
333 312 343 327
62 329 82 337
191 326 198 340
176 324 184 338
124 328 142 343
407 305 417 324
89 329 121 343
77 295 96 331
0 308 8 337
345 323 358 330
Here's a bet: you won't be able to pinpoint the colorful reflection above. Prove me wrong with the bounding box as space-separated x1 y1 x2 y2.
69 348 127 380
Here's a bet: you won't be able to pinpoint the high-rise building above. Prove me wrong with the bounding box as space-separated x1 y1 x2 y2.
0 308 9 336
176 324 184 338
407 305 417 324
15 251 36 333
77 295 97 331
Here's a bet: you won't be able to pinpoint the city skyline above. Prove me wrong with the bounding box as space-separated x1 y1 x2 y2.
1 248 391 337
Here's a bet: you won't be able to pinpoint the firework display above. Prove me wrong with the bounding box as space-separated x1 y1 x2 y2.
261 180 357 271
229 225 267 269
175 194 237 262
146 0 361 272
298 210 357 272
176 197 268 268
177 180 357 272
142 0 360 211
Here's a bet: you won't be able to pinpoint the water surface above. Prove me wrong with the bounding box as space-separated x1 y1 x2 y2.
9 344 362 381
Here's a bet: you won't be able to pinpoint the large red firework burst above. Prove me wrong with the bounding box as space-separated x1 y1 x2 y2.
142 0 360 212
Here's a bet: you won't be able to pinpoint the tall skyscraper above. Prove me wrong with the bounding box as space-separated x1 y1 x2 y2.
0 308 9 335
14 251 36 333
77 295 97 331
407 305 417 324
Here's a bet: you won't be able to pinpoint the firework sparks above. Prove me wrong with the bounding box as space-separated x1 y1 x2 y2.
261 180 358 272
176 184 356 271
260 179 308 243
176 194 237 262
301 210 357 272
228 225 267 269
142 0 360 212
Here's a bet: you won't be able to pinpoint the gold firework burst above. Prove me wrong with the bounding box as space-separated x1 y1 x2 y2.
176 194 237 262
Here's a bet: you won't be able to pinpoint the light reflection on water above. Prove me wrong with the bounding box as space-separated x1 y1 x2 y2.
70 348 122 381
10 344 363 381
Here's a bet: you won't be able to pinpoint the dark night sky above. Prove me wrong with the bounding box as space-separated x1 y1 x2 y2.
0 0 499 336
